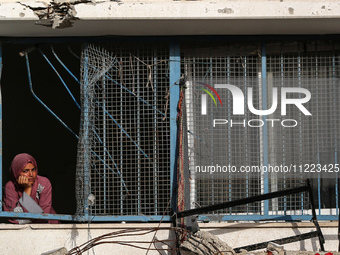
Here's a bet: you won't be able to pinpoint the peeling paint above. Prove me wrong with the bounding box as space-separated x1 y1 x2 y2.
218 7 234 14
18 0 92 29
288 7 294 14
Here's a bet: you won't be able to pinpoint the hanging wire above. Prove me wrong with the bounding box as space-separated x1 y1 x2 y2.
66 227 187 255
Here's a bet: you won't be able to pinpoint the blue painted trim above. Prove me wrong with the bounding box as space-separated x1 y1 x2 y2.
261 41 269 215
0 211 171 222
0 211 77 221
0 43 2 213
198 214 338 222
1 210 337 222
169 41 181 213
82 215 171 222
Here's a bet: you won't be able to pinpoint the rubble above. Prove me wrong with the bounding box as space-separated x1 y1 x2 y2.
41 247 67 255
180 230 235 255
18 0 92 29
180 232 339 255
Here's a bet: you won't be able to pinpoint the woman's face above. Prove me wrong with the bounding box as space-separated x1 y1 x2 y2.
19 163 37 185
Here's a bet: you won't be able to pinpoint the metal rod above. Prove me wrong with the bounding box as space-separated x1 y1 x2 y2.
19 46 37 57
137 50 141 214
169 42 181 213
261 41 269 215
177 184 309 218
234 231 320 253
307 179 325 251
51 45 80 83
154 49 158 214
119 54 124 215
24 53 79 139
38 48 81 110
102 57 107 213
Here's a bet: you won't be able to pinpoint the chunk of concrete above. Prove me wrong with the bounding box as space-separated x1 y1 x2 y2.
180 230 235 255
41 247 68 255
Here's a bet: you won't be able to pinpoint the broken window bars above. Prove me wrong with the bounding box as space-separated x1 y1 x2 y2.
0 42 178 222
175 179 325 252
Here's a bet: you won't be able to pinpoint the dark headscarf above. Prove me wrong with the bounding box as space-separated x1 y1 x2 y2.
10 153 38 181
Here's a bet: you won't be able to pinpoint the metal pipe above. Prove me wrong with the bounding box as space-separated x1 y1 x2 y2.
38 48 81 110
169 41 181 213
261 41 269 215
24 53 79 139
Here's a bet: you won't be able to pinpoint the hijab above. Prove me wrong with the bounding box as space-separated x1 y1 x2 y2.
10 153 38 182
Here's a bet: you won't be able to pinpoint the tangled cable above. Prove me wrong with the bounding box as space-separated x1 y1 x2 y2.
66 227 189 255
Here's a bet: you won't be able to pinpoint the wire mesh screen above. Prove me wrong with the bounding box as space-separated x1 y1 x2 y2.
266 40 340 215
182 42 263 215
77 43 170 216
182 40 340 217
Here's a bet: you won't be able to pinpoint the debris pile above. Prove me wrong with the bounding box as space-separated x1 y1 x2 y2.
180 231 338 255
180 231 235 255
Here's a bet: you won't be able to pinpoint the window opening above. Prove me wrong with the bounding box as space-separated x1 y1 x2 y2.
22 46 79 138
1 38 339 223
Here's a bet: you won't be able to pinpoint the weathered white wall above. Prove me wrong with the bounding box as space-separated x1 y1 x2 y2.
0 222 338 255
0 0 340 36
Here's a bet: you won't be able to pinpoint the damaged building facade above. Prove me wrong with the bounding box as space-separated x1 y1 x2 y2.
1 0 340 254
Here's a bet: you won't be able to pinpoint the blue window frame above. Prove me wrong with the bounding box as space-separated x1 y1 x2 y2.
0 36 339 222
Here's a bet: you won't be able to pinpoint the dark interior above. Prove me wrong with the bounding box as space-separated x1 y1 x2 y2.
1 42 82 216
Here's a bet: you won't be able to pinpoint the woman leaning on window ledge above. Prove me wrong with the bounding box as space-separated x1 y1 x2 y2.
3 153 59 224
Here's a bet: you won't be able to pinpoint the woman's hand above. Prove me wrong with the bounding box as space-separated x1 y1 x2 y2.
17 176 32 196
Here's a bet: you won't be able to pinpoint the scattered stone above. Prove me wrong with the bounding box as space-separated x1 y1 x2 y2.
180 230 235 255
267 242 285 255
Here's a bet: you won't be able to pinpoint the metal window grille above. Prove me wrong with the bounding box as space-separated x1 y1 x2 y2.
266 40 340 216
182 40 340 219
182 42 263 215
76 43 170 217
74 39 340 221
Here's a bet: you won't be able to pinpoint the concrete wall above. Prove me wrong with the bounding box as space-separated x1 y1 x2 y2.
0 0 340 36
0 222 338 255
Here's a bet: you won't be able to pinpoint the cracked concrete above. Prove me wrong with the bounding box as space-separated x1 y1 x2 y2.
0 0 340 36
18 0 92 29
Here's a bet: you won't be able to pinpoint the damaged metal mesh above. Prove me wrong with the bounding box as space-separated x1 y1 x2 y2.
76 43 170 217
182 40 340 217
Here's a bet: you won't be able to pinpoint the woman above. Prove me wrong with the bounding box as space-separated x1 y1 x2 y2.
3 153 59 224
